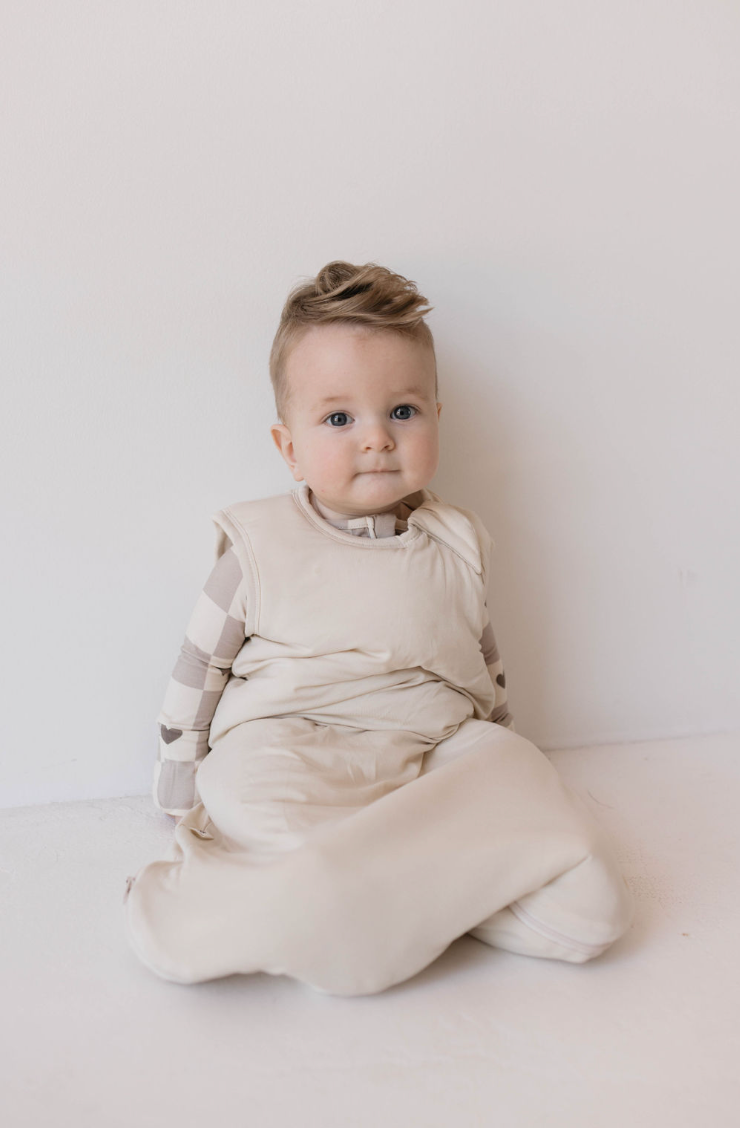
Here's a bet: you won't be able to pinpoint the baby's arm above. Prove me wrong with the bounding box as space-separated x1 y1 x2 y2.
479 601 515 731
153 543 247 820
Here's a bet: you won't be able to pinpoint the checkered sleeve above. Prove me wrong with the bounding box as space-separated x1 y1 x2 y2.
153 544 248 817
479 602 515 731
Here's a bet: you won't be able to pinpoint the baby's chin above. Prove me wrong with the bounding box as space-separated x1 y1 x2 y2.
353 470 407 491
349 471 421 502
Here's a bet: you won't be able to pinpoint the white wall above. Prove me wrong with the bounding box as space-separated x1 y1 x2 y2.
2 0 739 807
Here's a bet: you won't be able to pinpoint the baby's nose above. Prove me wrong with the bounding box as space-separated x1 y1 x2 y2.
360 423 394 449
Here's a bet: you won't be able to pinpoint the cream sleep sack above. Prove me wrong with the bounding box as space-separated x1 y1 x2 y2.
123 482 635 996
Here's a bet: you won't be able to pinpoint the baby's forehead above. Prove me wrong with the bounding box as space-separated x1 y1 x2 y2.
287 328 435 395
291 322 425 361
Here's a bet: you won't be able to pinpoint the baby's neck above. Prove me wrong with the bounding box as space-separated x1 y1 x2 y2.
308 490 406 523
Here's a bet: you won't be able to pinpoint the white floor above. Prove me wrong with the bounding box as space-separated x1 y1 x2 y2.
1 732 739 1128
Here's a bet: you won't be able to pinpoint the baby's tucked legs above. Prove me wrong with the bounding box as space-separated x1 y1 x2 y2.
124 717 633 996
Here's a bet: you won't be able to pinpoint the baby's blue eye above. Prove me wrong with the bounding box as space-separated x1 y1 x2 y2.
324 405 417 427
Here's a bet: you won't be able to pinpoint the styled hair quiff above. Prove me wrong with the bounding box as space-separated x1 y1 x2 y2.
269 260 437 424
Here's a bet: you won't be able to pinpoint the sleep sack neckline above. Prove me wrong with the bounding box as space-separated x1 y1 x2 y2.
292 481 433 549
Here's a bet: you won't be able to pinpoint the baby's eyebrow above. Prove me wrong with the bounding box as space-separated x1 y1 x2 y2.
316 386 428 407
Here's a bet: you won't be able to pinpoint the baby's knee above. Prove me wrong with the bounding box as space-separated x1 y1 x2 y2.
556 796 637 949
546 874 634 964
574 837 636 947
515 843 635 961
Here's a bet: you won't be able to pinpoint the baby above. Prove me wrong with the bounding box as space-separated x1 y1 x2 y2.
123 260 634 996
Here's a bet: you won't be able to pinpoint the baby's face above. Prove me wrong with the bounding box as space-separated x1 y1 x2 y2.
270 323 442 516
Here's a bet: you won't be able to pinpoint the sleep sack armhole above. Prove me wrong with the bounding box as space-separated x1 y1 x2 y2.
462 509 496 593
211 508 259 638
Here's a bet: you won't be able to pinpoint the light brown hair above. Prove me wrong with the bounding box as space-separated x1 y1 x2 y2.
269 260 437 424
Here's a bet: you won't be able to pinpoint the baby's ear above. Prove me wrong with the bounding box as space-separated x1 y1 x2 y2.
270 422 289 451
270 423 305 481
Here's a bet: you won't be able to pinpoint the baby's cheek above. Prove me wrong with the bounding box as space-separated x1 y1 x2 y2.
412 428 439 469
316 442 352 479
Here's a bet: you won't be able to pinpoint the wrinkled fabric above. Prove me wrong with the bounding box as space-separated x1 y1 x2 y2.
124 718 634 994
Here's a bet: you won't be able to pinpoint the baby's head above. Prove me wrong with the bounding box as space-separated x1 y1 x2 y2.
269 260 442 517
